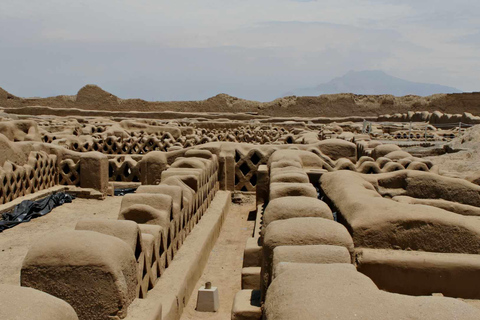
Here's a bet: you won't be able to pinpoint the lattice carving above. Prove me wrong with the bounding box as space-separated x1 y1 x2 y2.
234 148 271 191
0 151 57 204
62 126 304 156
59 159 81 186
109 157 141 182
67 135 175 155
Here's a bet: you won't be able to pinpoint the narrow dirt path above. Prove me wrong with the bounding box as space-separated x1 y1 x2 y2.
180 194 256 320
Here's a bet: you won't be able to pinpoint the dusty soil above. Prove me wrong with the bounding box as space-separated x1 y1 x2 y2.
427 125 480 179
0 196 122 285
180 194 256 320
462 299 480 312
428 150 480 179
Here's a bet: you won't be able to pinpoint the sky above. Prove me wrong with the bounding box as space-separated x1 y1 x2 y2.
0 0 479 101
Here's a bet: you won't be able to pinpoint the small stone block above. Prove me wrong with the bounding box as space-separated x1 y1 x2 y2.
243 238 262 268
231 289 261 320
196 285 219 312
242 267 261 290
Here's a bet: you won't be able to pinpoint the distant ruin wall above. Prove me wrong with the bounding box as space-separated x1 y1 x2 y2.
2 84 480 118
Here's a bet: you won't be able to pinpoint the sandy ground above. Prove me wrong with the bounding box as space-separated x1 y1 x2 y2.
427 150 480 179
180 194 256 320
0 196 122 285
426 125 480 180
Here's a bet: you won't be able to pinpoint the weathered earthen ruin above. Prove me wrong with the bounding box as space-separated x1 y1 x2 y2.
1 85 480 320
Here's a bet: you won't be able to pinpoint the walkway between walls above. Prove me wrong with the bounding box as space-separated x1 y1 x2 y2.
180 194 256 320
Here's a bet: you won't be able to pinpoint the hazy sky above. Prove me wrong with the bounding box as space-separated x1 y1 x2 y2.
1 0 479 101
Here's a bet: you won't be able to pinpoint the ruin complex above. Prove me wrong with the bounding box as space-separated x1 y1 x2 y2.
1 85 480 320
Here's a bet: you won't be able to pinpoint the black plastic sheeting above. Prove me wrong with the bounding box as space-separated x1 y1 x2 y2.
114 188 137 196
0 193 74 232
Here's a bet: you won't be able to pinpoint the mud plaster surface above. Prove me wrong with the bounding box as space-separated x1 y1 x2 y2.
180 194 256 320
0 196 123 285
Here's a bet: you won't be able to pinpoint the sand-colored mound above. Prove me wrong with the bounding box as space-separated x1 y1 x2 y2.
265 263 480 320
76 84 119 106
427 124 480 181
0 285 79 320
449 124 480 151
0 133 29 165
2 85 480 118
0 87 17 101
0 120 41 142
320 170 480 253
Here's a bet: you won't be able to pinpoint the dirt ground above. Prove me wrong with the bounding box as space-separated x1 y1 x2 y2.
0 192 256 320
426 125 480 180
0 196 122 285
180 194 256 320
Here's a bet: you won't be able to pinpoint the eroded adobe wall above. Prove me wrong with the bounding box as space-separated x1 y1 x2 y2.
2 85 480 117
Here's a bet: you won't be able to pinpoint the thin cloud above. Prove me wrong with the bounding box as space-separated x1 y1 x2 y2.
0 0 478 100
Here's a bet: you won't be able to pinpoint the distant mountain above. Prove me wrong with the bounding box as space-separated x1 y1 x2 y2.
286 70 462 97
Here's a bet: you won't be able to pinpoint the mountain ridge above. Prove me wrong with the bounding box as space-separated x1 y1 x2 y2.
286 70 462 97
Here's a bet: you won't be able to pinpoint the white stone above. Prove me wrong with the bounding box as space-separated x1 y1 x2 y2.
196 285 219 312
